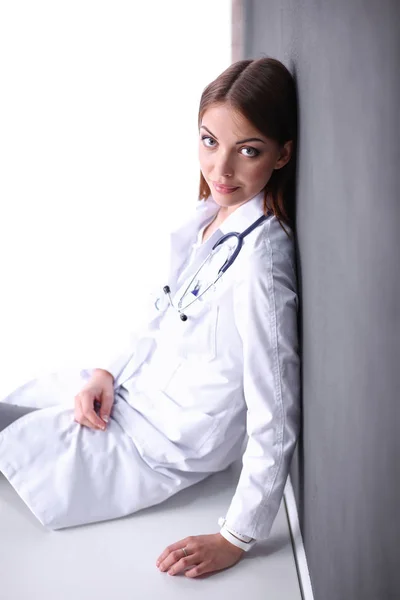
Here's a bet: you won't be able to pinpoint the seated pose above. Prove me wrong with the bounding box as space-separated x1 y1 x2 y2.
0 57 300 578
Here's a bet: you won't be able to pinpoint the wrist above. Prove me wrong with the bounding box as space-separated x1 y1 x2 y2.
217 532 245 554
219 525 256 552
93 369 114 382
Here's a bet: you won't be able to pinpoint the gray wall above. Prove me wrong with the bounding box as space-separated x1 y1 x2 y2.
242 1 400 599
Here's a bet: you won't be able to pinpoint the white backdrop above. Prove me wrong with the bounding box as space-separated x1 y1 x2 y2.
0 1 231 398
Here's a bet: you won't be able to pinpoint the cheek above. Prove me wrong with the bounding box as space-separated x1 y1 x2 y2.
247 159 274 183
198 147 212 174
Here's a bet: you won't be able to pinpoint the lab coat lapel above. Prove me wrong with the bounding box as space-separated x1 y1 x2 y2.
165 191 265 292
167 198 219 292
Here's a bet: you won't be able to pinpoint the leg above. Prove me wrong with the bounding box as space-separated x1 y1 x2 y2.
1 367 90 409
0 397 199 530
0 403 38 433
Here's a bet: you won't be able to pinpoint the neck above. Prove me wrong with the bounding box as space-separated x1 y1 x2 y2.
217 196 252 220
215 205 237 223
210 210 229 230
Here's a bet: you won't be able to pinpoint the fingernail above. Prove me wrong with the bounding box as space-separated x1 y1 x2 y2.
102 416 109 423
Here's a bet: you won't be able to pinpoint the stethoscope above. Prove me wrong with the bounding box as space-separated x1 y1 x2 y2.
156 210 273 321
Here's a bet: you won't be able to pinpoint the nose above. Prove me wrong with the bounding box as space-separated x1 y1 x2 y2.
214 151 234 179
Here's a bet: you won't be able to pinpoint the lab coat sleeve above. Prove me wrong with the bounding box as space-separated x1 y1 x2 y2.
80 199 210 386
84 329 141 384
80 289 164 387
224 235 301 541
80 222 176 386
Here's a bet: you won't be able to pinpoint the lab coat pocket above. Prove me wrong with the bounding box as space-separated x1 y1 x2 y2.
179 297 219 362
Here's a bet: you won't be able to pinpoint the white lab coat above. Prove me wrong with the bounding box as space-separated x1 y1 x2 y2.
0 191 300 539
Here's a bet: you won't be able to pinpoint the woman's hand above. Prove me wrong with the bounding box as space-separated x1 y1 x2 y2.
74 369 114 430
156 533 245 578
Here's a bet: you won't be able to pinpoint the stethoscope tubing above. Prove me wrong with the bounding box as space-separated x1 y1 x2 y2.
161 210 273 320
212 213 271 274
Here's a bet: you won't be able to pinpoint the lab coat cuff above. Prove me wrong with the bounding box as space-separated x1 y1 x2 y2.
218 517 256 551
219 527 256 552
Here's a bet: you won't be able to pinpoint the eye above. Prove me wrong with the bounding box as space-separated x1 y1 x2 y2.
201 135 217 148
240 146 260 158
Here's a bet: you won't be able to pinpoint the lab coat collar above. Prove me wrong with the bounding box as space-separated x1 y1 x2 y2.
167 190 266 292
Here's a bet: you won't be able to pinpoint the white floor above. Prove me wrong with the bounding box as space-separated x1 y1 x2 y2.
0 460 302 599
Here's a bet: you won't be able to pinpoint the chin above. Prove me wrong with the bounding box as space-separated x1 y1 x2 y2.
211 194 237 207
213 190 249 205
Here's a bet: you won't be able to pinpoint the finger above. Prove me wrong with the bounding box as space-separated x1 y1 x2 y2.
76 415 97 430
185 562 210 578
99 388 114 424
158 548 193 572
73 409 96 430
74 393 83 420
74 399 97 430
167 553 199 576
79 393 106 430
156 537 192 567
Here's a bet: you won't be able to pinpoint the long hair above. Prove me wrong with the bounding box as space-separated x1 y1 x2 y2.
198 57 298 236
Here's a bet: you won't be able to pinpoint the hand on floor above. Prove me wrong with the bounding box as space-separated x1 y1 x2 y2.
156 533 244 578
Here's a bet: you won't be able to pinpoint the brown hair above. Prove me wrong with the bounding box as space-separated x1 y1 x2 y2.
198 57 298 236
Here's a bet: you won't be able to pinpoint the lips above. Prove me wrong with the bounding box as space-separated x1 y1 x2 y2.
212 182 240 193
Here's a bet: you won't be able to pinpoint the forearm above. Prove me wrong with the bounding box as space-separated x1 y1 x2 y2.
92 368 114 381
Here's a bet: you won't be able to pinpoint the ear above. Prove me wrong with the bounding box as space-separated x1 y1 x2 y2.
274 140 293 170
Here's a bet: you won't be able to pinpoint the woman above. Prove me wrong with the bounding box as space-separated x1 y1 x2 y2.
0 57 300 578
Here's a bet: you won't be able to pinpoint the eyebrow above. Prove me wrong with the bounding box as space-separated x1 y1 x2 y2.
200 125 267 145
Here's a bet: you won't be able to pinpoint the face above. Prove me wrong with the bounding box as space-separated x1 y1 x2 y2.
199 102 293 215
